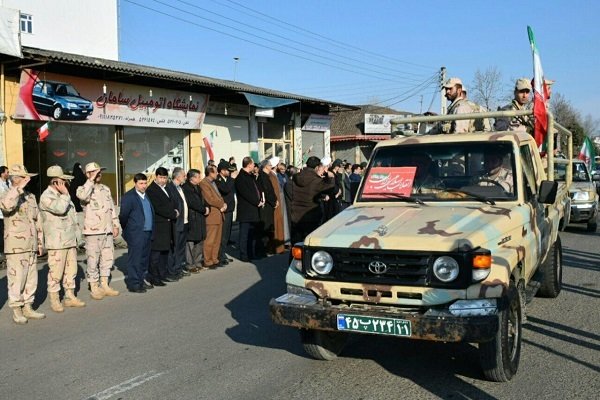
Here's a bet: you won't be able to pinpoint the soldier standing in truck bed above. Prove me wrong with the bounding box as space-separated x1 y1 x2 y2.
494 78 533 133
0 164 45 325
430 77 488 134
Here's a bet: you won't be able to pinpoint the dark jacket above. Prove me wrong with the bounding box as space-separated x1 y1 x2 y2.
119 189 153 243
342 172 352 203
257 170 277 231
291 168 335 224
166 181 185 233
181 181 207 242
146 181 177 251
234 169 262 223
216 174 235 213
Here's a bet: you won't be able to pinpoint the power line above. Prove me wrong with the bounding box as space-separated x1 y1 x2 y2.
123 0 433 84
171 0 433 80
210 0 435 71
369 74 439 106
384 80 439 108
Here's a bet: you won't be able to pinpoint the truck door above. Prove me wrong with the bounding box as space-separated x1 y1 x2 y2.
519 144 549 280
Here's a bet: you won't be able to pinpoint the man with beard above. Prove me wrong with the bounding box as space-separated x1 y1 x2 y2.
146 167 178 285
234 157 264 262
182 169 208 272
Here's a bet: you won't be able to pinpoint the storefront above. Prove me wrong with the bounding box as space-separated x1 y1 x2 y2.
301 114 332 163
14 68 208 201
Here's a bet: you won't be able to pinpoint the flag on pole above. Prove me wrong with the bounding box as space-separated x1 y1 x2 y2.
37 122 50 142
578 136 596 171
203 133 215 161
527 26 550 148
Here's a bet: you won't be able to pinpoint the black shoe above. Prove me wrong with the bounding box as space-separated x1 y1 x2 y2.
219 259 229 266
143 281 154 290
239 257 250 262
153 280 167 286
227 240 235 245
164 275 180 282
128 286 146 293
180 269 191 277
227 258 234 262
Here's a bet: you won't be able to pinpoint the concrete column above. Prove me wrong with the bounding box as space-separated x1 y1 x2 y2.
293 112 302 168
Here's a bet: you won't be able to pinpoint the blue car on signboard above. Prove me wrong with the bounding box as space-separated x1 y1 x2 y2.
32 80 93 120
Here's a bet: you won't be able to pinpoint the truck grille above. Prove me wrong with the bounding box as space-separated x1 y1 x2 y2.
306 248 431 286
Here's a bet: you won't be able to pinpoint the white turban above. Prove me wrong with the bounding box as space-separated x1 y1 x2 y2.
321 156 331 166
269 156 280 167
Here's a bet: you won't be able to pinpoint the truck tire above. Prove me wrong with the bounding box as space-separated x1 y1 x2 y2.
537 237 562 298
300 329 347 361
478 281 522 382
587 221 597 232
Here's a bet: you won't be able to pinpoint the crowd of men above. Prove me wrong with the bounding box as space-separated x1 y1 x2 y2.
0 75 547 325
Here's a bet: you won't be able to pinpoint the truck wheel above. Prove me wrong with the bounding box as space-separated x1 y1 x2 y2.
300 329 347 361
587 221 597 232
537 237 562 298
478 282 522 382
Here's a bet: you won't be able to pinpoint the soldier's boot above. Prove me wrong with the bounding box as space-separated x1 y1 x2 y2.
100 277 120 297
49 292 64 313
89 282 105 300
22 304 46 320
64 289 86 307
12 307 28 325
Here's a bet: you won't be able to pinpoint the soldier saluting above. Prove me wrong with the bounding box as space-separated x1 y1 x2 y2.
0 164 45 324
76 162 121 300
39 166 86 312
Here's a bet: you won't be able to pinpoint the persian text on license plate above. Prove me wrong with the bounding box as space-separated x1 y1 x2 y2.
337 314 411 337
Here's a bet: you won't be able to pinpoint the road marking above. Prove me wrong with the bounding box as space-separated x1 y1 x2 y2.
84 370 165 400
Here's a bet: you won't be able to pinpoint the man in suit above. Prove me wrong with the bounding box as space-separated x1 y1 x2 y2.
119 173 153 293
182 169 208 272
234 157 264 262
166 167 189 278
199 165 226 268
146 167 178 286
216 161 236 266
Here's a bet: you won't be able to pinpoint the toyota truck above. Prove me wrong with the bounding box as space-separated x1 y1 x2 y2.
270 109 572 382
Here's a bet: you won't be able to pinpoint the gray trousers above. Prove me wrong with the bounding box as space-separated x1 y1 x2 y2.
186 241 203 267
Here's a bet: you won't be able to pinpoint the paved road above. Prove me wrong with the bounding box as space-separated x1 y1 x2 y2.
0 226 598 400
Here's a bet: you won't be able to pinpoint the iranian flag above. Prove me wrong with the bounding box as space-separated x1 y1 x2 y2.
37 122 50 142
527 26 550 148
203 133 215 161
578 136 596 171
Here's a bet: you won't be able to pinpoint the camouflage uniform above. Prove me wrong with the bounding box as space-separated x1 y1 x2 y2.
39 186 81 293
0 185 43 309
479 167 514 193
494 100 533 133
430 98 490 134
76 179 120 283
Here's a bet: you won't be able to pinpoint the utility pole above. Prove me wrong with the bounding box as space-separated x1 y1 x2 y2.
233 57 240 81
440 66 447 115
419 95 423 114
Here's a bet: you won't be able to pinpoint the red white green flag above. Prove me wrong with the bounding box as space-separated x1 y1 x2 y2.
37 122 50 142
527 26 550 148
578 136 596 171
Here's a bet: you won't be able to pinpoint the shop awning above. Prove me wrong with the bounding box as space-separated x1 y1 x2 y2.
241 92 299 109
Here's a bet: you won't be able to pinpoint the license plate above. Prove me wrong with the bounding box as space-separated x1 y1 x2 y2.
337 314 411 337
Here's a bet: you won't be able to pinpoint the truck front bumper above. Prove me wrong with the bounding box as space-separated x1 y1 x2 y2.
270 293 499 343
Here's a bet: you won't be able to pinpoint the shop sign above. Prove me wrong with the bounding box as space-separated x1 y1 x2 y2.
255 108 274 118
365 113 411 134
303 114 331 131
14 69 209 129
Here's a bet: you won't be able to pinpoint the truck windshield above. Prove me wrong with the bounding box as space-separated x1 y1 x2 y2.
357 142 517 202
554 162 590 182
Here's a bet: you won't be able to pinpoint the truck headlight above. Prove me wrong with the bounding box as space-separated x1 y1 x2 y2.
311 251 333 275
573 191 590 201
432 256 459 282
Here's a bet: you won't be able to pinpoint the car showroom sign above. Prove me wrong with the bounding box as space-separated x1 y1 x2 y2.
14 69 209 129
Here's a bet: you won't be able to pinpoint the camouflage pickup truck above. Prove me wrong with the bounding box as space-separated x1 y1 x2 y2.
270 110 573 382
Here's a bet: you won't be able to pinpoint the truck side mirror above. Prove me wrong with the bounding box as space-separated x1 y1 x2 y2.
538 180 558 204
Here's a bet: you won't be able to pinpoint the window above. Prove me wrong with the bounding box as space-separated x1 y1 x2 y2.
20 13 33 34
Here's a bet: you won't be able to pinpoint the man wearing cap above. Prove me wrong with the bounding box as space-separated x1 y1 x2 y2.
216 161 236 265
39 166 86 312
430 77 480 134
76 162 121 300
0 164 45 324
494 78 533 133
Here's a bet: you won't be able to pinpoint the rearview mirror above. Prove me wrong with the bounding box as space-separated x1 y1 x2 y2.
538 180 558 204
